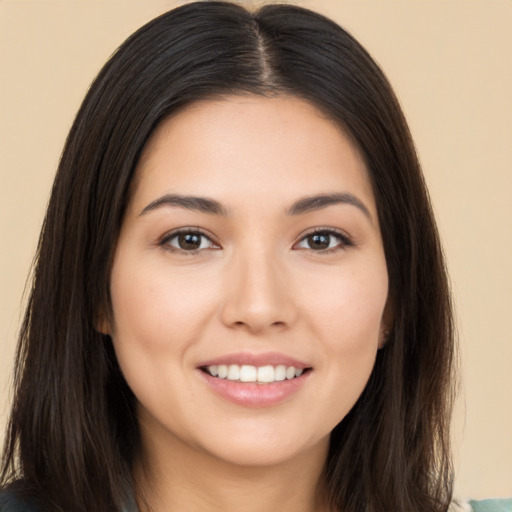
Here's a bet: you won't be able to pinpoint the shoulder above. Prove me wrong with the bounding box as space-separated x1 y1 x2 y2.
451 498 512 512
0 490 41 512
469 499 512 512
450 501 473 511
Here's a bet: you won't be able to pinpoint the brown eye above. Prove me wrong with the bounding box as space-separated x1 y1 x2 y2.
177 233 202 250
162 230 217 252
306 233 331 250
295 230 353 252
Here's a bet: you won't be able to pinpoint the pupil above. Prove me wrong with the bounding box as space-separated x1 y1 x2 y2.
179 233 201 250
309 233 330 250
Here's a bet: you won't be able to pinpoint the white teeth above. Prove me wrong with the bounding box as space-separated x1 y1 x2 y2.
257 365 274 383
240 365 257 382
275 365 286 381
227 365 240 380
205 364 306 383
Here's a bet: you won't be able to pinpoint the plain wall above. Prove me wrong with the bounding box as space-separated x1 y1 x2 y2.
1 0 511 500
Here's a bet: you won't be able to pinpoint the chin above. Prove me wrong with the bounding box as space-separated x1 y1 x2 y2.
194 423 330 469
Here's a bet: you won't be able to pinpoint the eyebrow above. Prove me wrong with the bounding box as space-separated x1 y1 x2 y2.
139 194 229 216
287 193 372 220
139 192 372 221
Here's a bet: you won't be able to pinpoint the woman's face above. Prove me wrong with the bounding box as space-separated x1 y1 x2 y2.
107 95 390 468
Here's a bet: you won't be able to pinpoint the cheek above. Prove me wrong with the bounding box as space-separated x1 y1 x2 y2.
107 256 220 413
109 255 220 351
301 262 388 345
305 266 387 426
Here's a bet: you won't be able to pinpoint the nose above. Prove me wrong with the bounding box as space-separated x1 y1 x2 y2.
220 248 297 333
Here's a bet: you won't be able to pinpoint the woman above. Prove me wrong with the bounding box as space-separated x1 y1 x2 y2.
1 2 456 511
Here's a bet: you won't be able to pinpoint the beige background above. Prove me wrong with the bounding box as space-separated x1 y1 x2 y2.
1 0 511 501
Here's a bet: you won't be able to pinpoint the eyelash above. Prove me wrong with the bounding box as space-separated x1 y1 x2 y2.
159 228 219 254
158 227 354 254
294 228 354 253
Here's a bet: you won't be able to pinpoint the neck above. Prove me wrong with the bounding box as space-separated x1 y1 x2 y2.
133 428 331 512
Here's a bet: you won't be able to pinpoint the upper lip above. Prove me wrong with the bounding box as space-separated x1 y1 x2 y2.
197 351 311 369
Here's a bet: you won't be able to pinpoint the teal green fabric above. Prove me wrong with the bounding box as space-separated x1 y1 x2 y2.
0 490 138 511
470 499 512 512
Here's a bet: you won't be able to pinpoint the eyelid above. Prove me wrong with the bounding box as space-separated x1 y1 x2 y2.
158 227 220 253
157 226 353 254
293 227 355 252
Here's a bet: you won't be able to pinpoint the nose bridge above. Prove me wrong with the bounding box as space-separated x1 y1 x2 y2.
221 242 294 332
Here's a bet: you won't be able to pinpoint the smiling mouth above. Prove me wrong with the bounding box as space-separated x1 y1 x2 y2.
201 364 311 384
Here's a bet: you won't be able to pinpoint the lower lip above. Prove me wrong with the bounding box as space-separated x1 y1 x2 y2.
199 370 311 408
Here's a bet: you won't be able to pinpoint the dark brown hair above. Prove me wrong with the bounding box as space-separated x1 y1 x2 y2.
1 2 455 511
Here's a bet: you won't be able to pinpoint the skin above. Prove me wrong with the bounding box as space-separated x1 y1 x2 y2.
106 95 390 512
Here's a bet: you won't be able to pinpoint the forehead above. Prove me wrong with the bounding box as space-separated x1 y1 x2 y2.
130 94 376 216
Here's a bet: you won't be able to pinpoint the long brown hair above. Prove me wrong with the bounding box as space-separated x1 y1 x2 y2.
1 2 455 511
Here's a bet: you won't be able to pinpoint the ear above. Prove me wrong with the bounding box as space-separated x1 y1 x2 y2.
94 309 112 336
378 299 394 349
378 328 390 349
